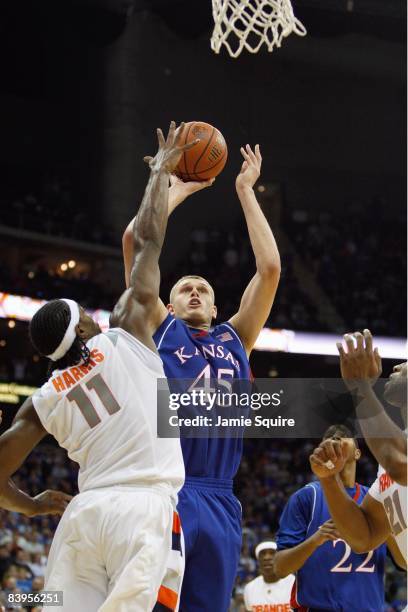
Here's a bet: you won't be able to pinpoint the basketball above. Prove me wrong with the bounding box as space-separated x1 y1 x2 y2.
176 121 228 181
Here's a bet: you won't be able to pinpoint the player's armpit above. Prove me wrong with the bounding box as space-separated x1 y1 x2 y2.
228 270 279 356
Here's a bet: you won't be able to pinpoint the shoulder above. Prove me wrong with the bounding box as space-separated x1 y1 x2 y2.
291 482 319 506
153 313 179 347
214 320 246 351
108 327 164 374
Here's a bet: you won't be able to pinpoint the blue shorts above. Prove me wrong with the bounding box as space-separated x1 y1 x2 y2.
177 477 242 612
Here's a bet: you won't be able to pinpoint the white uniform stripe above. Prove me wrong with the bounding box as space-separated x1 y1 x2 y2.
157 318 176 350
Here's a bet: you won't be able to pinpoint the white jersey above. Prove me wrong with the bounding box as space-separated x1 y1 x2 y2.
369 464 407 562
243 574 294 611
32 328 184 494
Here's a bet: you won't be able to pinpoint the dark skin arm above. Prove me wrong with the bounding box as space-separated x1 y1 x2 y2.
310 439 391 553
111 122 199 349
273 520 340 578
0 398 72 516
386 534 407 570
338 330 407 485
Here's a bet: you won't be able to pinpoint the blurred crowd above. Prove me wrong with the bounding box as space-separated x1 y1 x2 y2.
0 174 114 246
0 262 116 312
0 447 75 612
160 227 320 331
0 441 405 612
0 173 405 337
285 197 406 337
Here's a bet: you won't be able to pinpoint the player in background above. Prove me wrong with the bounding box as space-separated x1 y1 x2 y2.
0 122 197 611
123 143 281 611
243 541 294 612
275 425 393 612
310 333 407 567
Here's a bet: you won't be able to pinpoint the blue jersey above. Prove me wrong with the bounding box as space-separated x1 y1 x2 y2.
276 481 386 612
153 313 251 480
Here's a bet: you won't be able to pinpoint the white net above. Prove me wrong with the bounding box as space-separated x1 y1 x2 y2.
211 0 307 58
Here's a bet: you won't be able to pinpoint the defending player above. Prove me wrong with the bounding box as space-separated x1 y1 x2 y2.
310 337 407 567
0 122 196 611
336 329 407 485
123 144 281 611
274 425 389 611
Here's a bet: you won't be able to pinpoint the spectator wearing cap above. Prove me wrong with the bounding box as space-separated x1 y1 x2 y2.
243 541 294 612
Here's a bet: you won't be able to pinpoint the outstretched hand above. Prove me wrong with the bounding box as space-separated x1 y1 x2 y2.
336 329 382 389
309 439 348 479
143 121 200 174
30 489 73 516
236 144 262 191
168 174 215 211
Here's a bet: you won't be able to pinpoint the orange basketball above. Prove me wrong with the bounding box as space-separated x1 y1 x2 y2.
176 121 228 182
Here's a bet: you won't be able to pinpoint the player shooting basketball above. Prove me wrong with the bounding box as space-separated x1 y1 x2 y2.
123 140 281 611
0 122 197 611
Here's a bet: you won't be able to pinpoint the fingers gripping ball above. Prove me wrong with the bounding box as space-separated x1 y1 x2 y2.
175 121 228 182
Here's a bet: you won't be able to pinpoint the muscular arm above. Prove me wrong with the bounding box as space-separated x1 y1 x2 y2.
113 124 195 347
386 534 407 570
319 476 390 553
229 146 280 356
354 383 407 486
122 176 213 329
337 332 407 486
0 398 47 515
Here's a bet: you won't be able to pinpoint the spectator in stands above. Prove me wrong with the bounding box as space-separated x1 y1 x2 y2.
243 541 294 611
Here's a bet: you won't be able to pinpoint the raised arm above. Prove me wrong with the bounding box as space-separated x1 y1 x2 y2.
228 145 281 356
337 330 407 485
0 397 72 516
309 439 391 553
123 175 214 289
112 122 199 348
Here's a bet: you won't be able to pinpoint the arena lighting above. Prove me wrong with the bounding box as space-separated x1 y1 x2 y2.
0 382 37 404
0 292 406 359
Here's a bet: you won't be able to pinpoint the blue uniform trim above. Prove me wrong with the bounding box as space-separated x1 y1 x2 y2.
183 476 233 492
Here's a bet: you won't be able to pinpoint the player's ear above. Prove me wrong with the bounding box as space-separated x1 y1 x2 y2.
75 323 86 340
167 303 175 315
212 305 217 320
354 447 361 461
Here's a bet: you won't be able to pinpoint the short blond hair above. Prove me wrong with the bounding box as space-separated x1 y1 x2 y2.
169 275 215 303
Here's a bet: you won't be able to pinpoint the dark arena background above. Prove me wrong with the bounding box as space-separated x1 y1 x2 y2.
0 0 406 610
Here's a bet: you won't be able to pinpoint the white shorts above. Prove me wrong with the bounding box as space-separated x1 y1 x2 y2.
44 486 184 612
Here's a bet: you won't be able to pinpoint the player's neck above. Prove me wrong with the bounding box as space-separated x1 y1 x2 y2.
262 573 278 584
186 321 211 331
339 462 356 488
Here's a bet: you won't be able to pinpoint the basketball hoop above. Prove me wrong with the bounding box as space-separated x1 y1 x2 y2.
211 0 306 59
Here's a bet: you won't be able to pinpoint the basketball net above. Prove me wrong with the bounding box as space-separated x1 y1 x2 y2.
211 0 306 58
